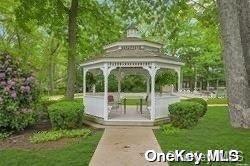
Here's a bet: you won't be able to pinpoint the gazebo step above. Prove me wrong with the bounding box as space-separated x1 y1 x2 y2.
103 120 154 126
83 114 170 127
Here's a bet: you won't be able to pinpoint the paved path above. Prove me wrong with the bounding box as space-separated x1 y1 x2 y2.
89 127 167 166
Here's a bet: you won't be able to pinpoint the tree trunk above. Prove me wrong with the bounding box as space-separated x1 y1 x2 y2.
194 73 198 91
66 0 78 100
206 80 209 91
48 40 60 95
216 79 219 89
217 0 250 128
48 54 54 95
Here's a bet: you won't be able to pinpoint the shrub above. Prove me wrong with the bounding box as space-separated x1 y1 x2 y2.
0 131 12 140
48 101 84 129
0 53 39 132
30 129 91 143
169 101 204 129
161 124 180 135
185 98 207 117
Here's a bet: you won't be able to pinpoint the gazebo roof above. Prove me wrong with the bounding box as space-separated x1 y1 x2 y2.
81 26 184 67
85 49 180 62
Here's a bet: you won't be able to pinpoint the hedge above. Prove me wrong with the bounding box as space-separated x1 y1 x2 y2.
185 98 207 117
169 101 204 129
48 101 84 130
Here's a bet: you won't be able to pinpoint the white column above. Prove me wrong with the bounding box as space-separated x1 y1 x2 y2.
151 73 156 120
83 68 88 97
118 78 121 100
92 84 96 94
143 63 159 121
146 76 150 97
176 68 181 92
83 68 88 108
102 64 109 120
101 64 116 121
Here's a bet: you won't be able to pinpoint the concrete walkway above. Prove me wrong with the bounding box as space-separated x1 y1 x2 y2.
89 127 167 166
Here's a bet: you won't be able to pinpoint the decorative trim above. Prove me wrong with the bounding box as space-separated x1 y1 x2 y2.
103 41 162 50
80 57 184 68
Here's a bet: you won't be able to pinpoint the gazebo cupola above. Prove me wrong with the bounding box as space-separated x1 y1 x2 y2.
103 26 162 53
80 26 184 125
126 24 141 38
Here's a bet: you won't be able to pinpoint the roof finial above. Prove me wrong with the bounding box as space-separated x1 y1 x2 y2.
126 23 140 38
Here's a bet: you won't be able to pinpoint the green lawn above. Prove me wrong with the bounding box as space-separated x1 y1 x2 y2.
0 130 103 166
207 98 228 104
124 98 147 105
155 106 250 165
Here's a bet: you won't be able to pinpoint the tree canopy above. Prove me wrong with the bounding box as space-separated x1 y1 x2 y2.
0 0 224 95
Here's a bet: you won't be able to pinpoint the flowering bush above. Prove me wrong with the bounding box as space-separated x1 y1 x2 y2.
0 52 39 132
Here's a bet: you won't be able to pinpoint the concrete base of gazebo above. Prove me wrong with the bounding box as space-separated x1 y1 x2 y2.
83 113 170 126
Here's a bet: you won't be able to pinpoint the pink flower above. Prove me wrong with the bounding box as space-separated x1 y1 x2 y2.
0 73 5 79
0 81 6 86
7 80 15 86
25 86 31 92
4 86 10 92
10 91 17 98
20 86 25 91
26 76 35 83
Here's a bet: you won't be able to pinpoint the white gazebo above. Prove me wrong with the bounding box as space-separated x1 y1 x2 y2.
81 26 184 126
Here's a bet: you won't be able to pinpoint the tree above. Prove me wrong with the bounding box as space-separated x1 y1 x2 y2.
66 0 78 100
16 0 122 99
217 0 250 128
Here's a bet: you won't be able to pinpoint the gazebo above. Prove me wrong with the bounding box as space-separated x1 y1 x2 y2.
80 26 184 125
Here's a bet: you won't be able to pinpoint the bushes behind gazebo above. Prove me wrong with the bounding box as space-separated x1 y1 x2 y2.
169 101 204 129
48 100 84 129
0 53 39 132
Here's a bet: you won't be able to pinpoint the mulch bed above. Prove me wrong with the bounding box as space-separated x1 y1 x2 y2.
0 123 80 150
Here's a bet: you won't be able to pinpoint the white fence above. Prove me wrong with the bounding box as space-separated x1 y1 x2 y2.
85 95 104 118
84 93 180 120
155 95 180 119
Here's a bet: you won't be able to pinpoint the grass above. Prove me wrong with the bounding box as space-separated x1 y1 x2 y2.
0 130 103 166
207 98 228 104
155 106 250 165
123 98 147 105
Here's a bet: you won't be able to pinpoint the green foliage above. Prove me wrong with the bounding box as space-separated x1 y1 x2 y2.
30 129 91 143
0 131 12 140
0 53 39 132
156 70 177 86
48 101 84 130
156 70 177 92
155 107 250 166
185 98 207 117
169 101 204 129
161 124 180 135
122 75 146 92
207 98 228 104
1 0 225 95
